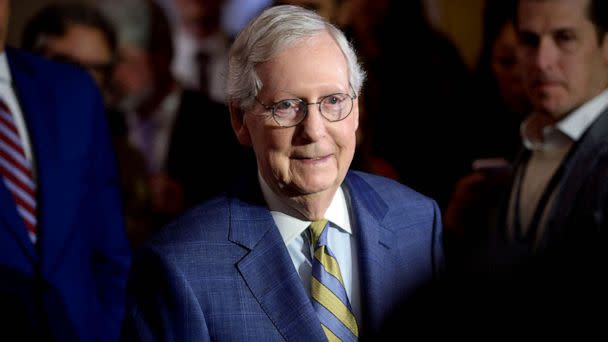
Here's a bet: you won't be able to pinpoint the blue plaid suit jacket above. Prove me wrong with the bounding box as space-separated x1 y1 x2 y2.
123 171 443 341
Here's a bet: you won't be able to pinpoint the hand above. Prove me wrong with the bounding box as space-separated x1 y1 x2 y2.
149 174 185 216
444 161 512 236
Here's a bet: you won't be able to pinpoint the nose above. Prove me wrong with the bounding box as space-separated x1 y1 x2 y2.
298 103 326 141
535 37 558 72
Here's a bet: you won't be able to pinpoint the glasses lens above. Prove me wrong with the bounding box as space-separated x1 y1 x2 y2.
320 94 353 121
273 99 305 126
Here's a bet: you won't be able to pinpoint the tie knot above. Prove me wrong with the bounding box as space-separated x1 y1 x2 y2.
309 219 328 248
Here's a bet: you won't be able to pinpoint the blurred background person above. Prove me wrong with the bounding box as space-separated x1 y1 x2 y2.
343 0 477 209
21 1 154 247
170 0 229 102
471 0 531 161
442 0 608 331
443 0 531 269
100 0 251 234
493 0 608 291
0 0 131 339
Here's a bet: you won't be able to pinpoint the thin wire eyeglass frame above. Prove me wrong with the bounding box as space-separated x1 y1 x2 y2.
254 85 358 128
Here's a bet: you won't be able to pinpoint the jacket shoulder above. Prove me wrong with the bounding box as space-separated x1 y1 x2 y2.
7 47 98 91
146 196 233 248
348 171 435 205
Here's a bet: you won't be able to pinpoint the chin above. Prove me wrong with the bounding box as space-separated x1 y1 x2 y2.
538 101 571 119
292 175 339 196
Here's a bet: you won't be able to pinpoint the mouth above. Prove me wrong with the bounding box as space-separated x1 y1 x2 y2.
291 154 332 162
535 81 561 87
532 76 562 88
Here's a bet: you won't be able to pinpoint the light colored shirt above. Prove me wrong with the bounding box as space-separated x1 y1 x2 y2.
258 174 361 323
0 53 35 171
509 89 608 241
126 88 181 174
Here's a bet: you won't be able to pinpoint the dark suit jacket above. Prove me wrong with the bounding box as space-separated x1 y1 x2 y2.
0 48 132 341
123 171 443 341
454 107 608 330
492 107 608 274
167 90 254 210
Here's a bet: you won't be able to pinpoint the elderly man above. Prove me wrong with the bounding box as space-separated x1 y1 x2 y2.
123 5 443 341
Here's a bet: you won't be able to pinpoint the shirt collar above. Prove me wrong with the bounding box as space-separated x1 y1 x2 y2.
127 87 182 126
521 89 608 151
258 172 352 245
0 52 12 85
557 88 608 140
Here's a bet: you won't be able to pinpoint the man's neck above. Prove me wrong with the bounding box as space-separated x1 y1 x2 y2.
138 79 177 119
288 191 337 221
258 173 339 221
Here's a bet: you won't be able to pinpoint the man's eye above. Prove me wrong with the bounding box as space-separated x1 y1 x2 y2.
555 30 576 44
276 100 296 110
327 96 340 105
518 32 539 48
324 94 348 106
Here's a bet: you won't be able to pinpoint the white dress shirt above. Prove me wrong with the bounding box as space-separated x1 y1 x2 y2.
258 174 361 323
0 52 35 170
126 88 181 174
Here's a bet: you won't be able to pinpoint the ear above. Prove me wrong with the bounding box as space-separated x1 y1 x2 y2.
229 101 252 146
602 33 608 64
352 98 360 131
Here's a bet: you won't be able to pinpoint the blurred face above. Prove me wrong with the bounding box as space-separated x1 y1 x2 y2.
43 24 113 88
235 32 359 202
110 45 154 111
0 0 9 51
175 0 222 38
491 22 529 115
517 0 608 119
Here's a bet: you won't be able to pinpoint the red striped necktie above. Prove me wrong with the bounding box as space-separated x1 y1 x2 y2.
0 99 37 244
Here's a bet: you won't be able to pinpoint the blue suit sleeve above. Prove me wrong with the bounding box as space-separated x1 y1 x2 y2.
86 84 132 341
430 199 445 278
122 247 211 341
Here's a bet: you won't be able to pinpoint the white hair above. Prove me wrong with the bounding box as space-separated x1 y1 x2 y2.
227 5 366 109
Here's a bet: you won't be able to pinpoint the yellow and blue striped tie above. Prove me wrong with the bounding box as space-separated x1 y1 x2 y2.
309 219 358 341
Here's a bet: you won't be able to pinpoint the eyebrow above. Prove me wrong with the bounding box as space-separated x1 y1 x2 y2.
267 86 353 102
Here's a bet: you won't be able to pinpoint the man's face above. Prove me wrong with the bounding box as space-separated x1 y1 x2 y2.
175 0 222 38
517 0 608 119
0 0 9 51
236 32 359 201
43 24 113 89
110 45 154 112
492 22 529 116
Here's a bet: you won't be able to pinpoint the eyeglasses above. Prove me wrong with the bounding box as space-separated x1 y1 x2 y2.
255 90 357 128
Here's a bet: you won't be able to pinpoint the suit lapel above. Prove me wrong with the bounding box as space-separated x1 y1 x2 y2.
540 108 608 249
344 172 393 335
229 178 325 341
8 49 81 271
229 172 397 338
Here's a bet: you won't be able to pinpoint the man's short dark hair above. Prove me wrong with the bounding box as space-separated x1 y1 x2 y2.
589 0 608 41
22 3 117 56
514 0 608 43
